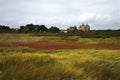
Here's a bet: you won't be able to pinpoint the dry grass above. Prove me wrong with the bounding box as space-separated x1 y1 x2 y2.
0 33 120 46
0 48 120 80
0 33 41 46
0 34 120 80
0 33 64 46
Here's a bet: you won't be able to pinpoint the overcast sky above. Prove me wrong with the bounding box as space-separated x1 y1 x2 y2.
0 0 120 29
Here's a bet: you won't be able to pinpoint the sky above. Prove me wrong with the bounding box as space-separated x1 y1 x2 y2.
0 0 120 30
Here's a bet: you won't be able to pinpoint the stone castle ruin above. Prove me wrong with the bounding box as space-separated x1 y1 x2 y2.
67 26 78 32
67 24 90 32
79 24 90 32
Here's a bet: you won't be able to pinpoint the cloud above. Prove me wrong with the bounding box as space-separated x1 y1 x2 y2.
0 0 120 29
76 13 120 29
77 13 96 23
77 13 111 23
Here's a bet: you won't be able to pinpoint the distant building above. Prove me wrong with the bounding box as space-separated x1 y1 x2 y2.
67 26 78 32
66 24 90 33
79 24 90 32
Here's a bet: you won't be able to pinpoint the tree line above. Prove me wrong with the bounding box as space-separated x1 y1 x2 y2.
0 25 11 32
0 24 60 33
0 24 120 38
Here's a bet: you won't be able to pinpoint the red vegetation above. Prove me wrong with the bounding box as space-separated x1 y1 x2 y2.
0 41 120 50
20 41 120 50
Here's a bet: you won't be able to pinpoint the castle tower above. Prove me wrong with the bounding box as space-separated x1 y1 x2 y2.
85 24 90 32
79 24 90 32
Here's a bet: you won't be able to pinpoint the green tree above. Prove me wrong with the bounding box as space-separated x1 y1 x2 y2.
22 27 29 33
11 28 19 33
0 25 10 32
20 26 29 33
49 26 60 33
37 25 48 32
20 26 24 32
26 24 35 32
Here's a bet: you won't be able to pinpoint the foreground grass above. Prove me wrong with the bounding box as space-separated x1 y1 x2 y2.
0 48 120 80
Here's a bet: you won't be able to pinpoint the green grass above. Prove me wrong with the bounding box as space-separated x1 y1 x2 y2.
0 33 42 46
77 38 120 44
0 33 120 80
0 33 120 46
0 33 64 46
0 48 120 80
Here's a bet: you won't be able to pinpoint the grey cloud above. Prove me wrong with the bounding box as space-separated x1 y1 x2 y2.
0 0 120 29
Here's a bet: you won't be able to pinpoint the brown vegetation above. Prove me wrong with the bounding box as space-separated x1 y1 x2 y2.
3 41 119 50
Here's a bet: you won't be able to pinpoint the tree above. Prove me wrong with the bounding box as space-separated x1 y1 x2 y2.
19 24 48 33
49 26 60 33
22 27 29 33
19 26 29 33
20 26 24 32
26 24 35 32
0 25 10 32
37 25 48 32
11 28 19 33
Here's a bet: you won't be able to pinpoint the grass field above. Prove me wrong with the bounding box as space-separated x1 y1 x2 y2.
0 33 120 46
0 33 120 80
0 48 120 80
